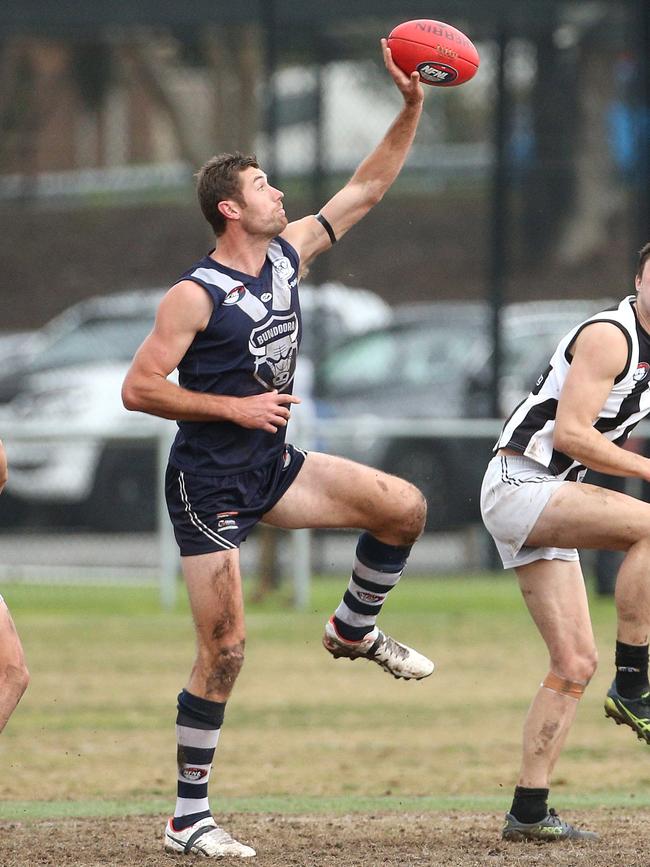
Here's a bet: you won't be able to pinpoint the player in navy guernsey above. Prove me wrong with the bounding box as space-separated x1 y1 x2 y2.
170 235 302 476
123 39 433 859
481 241 650 844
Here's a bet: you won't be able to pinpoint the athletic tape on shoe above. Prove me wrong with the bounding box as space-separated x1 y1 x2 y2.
541 671 587 699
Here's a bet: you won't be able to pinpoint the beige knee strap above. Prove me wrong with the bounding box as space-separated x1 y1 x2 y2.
541 671 587 700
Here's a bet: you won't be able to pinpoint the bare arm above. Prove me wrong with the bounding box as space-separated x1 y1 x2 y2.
554 322 650 480
121 281 300 434
282 39 424 267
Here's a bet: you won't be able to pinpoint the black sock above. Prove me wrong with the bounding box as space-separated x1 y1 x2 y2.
615 641 649 699
509 786 549 824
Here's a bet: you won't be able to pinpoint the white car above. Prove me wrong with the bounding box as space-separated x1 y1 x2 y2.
0 284 391 531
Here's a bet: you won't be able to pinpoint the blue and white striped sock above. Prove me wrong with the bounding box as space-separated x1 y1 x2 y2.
333 532 411 642
173 690 225 831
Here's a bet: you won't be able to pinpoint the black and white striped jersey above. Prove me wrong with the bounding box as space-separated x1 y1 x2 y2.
495 295 650 480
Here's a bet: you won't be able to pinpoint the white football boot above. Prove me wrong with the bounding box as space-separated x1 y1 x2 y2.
164 817 256 858
322 617 434 680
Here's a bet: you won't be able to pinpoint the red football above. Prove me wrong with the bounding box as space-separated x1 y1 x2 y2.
387 19 480 87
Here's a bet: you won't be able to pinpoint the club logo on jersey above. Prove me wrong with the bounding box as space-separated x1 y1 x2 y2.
272 257 293 279
261 292 272 302
634 362 650 382
181 767 208 781
249 313 299 389
223 285 246 306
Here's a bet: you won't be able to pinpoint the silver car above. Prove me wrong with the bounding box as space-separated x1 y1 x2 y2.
313 298 616 530
0 284 391 531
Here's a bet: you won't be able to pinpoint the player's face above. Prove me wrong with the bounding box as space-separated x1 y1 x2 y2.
237 168 287 236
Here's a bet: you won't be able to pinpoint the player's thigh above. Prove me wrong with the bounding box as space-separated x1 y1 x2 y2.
515 558 595 661
0 601 26 669
527 481 650 551
263 451 423 530
181 549 245 641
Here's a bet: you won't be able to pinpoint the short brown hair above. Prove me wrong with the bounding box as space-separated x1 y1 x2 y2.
638 241 650 279
195 152 259 236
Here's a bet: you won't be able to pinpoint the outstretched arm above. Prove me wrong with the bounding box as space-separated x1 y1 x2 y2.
554 322 650 480
282 39 424 267
121 281 300 434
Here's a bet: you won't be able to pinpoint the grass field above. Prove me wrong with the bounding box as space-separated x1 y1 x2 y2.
1 572 648 824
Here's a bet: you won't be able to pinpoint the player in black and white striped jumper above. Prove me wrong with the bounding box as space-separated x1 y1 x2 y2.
481 241 650 843
122 39 433 860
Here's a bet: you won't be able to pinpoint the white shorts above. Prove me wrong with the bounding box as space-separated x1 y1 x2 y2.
480 454 580 570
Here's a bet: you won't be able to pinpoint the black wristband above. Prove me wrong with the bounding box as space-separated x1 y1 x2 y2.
315 212 337 245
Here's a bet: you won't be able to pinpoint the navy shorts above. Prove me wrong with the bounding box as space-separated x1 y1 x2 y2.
165 444 307 556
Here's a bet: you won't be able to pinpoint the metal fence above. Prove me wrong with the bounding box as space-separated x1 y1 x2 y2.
0 416 505 606
2 414 643 606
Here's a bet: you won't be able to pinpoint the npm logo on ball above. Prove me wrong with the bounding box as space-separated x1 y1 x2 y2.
387 19 480 87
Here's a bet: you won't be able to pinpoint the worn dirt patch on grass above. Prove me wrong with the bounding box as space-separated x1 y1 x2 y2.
0 809 647 867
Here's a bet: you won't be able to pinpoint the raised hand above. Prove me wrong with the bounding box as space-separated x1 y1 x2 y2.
381 38 424 106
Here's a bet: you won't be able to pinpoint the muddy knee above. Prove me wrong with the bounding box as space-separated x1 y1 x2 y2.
394 482 427 543
204 638 246 695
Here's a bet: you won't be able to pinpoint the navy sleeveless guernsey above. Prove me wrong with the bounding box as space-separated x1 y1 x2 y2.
168 236 301 476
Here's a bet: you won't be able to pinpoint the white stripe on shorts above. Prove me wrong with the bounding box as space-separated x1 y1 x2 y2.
178 472 237 551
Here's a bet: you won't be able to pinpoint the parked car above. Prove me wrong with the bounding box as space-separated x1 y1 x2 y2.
0 283 391 531
0 331 40 368
0 290 165 530
313 298 616 530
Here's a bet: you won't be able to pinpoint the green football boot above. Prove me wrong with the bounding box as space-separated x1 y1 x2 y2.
604 681 650 744
502 808 597 842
